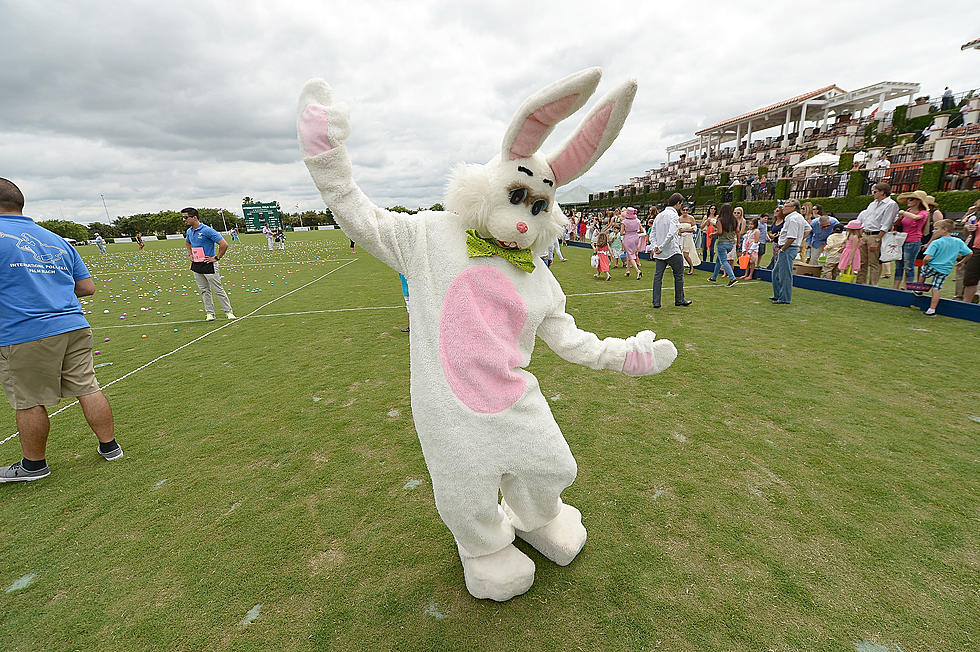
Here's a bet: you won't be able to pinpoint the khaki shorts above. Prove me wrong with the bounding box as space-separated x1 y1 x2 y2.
0 328 101 410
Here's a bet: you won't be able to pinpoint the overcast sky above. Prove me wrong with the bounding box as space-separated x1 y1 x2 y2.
3 1 978 224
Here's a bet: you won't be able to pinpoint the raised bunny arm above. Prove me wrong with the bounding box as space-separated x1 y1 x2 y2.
537 291 677 376
298 79 420 274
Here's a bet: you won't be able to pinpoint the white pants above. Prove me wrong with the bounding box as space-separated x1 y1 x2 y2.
277 240 285 249
266 237 274 250
193 265 233 315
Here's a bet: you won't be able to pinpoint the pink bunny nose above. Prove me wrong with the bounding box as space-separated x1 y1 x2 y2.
516 222 528 233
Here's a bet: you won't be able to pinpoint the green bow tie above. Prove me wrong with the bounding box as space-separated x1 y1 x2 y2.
465 229 536 273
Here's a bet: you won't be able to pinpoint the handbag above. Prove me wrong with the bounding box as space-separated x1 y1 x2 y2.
838 265 857 283
738 254 750 269
590 254 599 269
879 231 907 262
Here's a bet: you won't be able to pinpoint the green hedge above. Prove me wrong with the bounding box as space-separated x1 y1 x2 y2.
775 179 789 200
758 166 768 177
933 190 980 211
719 172 730 186
837 152 854 173
847 170 867 196
919 162 944 194
732 185 745 202
891 104 909 133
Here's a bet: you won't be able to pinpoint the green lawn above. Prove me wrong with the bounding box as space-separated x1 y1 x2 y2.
1 231 977 651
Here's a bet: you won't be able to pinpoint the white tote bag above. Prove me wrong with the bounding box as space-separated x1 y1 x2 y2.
879 231 907 262
590 254 599 269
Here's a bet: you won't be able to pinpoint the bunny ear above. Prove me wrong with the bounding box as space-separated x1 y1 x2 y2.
546 79 637 188
501 68 602 162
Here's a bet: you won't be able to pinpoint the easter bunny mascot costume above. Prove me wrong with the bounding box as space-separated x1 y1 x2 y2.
297 68 677 602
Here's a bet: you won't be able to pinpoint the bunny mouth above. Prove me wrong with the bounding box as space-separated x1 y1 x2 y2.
496 240 520 249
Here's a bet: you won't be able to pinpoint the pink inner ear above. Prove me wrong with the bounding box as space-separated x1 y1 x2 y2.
549 102 614 186
508 94 580 160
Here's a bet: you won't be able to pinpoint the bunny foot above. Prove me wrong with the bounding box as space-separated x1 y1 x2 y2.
514 503 587 566
458 543 535 601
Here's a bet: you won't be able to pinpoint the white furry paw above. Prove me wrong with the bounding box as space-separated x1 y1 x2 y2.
515 503 587 566
297 79 351 157
622 330 677 376
459 544 535 601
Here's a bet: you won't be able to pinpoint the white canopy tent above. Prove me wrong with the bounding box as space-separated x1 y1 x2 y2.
793 152 840 169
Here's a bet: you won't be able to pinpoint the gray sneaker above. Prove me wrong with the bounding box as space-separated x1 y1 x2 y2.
0 460 51 483
98 443 124 461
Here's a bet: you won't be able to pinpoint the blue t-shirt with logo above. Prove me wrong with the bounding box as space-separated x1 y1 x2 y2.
924 235 972 274
0 214 91 346
185 223 224 258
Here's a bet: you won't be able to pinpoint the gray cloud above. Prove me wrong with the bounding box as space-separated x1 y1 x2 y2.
2 0 977 223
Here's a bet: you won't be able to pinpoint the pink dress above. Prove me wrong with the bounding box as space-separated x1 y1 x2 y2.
596 245 610 272
622 217 642 260
839 236 861 272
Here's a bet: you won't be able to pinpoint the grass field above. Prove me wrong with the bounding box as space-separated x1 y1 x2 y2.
1 230 977 651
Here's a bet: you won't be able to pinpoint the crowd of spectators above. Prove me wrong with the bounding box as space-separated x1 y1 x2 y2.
605 91 980 201
561 181 979 311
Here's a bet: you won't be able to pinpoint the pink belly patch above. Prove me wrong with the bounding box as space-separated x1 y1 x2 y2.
439 266 528 414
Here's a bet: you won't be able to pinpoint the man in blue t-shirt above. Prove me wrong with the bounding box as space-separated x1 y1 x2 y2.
183 208 236 321
0 178 122 483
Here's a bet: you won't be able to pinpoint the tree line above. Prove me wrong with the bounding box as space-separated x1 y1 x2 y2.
37 201 445 242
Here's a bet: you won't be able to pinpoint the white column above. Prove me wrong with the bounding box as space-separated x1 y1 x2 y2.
746 120 753 152
821 109 829 130
877 91 886 117
796 102 808 146
783 107 792 146
735 123 742 155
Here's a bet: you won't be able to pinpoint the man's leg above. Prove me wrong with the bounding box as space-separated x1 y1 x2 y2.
206 271 234 314
16 406 49 461
867 235 882 285
77 391 114 444
652 258 667 307
809 245 821 265
193 272 215 315
669 254 686 303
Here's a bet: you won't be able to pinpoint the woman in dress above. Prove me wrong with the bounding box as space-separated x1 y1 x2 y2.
678 204 701 274
620 206 644 279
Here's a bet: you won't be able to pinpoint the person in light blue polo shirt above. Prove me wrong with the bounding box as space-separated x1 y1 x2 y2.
0 178 122 483
183 207 236 321
807 211 839 265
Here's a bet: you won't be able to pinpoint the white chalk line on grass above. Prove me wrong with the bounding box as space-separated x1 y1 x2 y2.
1 259 359 446
91 305 404 330
566 282 738 297
1 274 732 445
92 283 734 330
91 259 357 275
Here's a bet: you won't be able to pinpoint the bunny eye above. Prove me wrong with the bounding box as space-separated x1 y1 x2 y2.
509 188 527 205
530 199 548 216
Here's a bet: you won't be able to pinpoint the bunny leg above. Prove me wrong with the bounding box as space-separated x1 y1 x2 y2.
499 451 585 566
432 469 534 601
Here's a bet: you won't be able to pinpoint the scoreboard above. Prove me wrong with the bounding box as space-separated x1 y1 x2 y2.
243 202 281 231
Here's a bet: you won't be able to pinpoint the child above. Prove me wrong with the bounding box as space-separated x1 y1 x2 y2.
593 231 611 280
838 220 863 278
821 224 846 279
919 219 973 315
740 218 760 280
609 229 624 269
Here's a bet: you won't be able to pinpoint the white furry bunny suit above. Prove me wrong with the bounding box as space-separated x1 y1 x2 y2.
297 68 677 601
